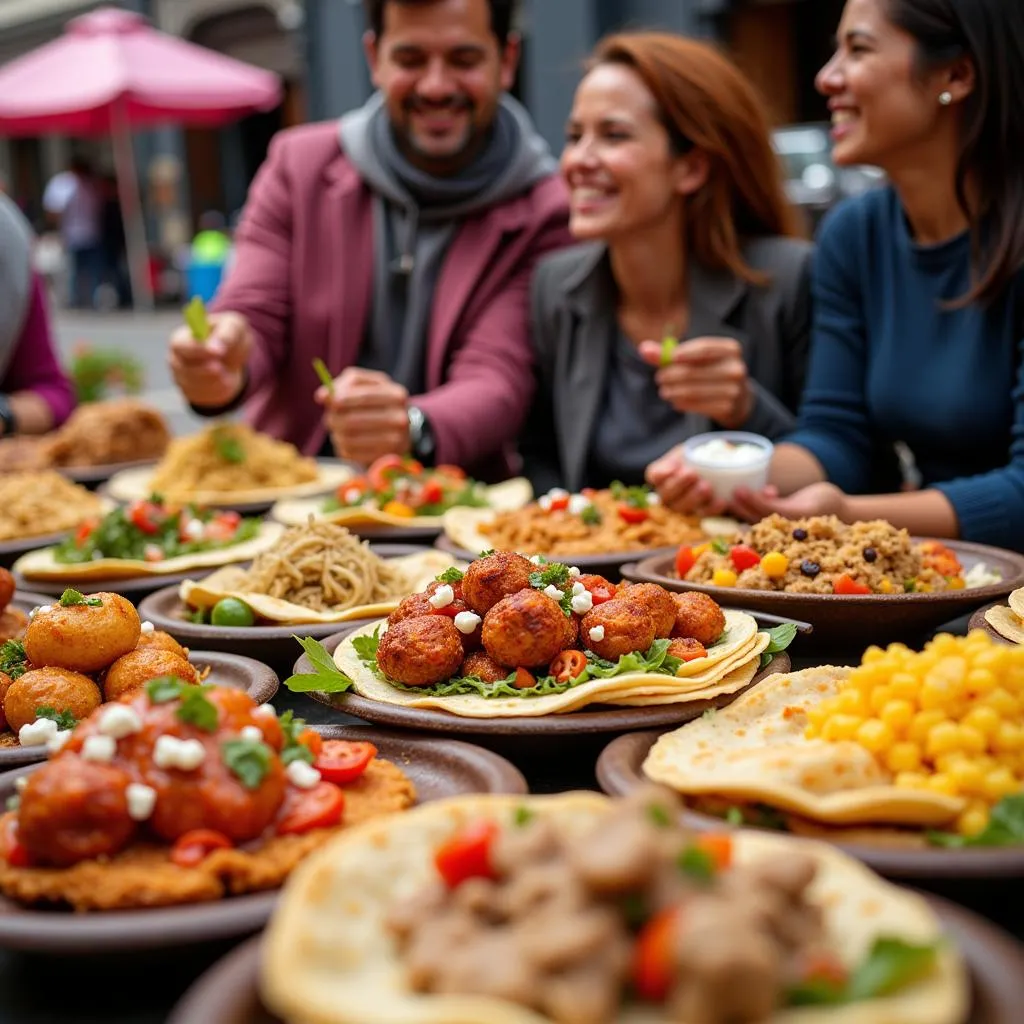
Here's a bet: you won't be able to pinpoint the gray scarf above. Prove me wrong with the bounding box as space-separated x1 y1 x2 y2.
0 194 34 383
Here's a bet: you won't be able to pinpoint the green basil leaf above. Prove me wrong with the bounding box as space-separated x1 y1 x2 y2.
845 937 939 1002
221 738 271 789
59 588 102 607
177 687 219 733
283 671 354 694
146 676 186 704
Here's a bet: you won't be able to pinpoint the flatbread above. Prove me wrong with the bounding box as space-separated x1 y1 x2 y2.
105 462 351 508
984 605 1024 645
179 550 466 625
331 611 766 718
270 477 534 531
12 521 286 581
643 667 963 828
261 792 969 1024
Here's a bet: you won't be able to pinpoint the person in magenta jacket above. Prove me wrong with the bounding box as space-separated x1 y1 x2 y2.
0 193 75 439
167 0 571 481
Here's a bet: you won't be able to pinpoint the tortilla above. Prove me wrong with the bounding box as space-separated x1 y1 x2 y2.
179 550 467 625
12 521 286 581
105 462 352 508
261 792 969 1024
643 667 963 828
0 759 415 912
332 611 766 718
270 476 533 531
984 604 1024 644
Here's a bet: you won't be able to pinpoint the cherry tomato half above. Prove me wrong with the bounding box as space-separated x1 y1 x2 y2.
578 574 616 605
170 829 232 868
548 495 570 512
729 544 761 572
513 667 536 689
0 814 29 868
368 455 408 492
675 546 696 578
632 906 682 1002
128 501 163 535
618 504 650 525
276 781 346 836
74 519 97 547
434 819 499 888
419 479 445 506
315 740 377 786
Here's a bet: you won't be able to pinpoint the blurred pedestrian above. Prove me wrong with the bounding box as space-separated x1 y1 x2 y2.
43 155 103 309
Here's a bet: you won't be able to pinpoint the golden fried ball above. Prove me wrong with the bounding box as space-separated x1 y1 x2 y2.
0 568 14 612
620 583 677 639
482 590 569 669
581 599 657 662
387 593 436 628
0 671 12 732
104 649 198 702
672 592 726 646
461 551 535 615
24 592 141 674
135 630 189 660
377 616 464 687
4 667 101 734
459 651 509 684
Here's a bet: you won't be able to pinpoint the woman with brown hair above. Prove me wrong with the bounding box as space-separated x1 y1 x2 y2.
522 32 810 497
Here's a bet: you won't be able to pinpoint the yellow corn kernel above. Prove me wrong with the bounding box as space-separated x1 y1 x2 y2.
946 576 966 591
712 568 738 587
861 645 887 664
919 675 958 711
878 578 894 594
888 672 922 702
973 648 1008 672
947 759 986 794
760 552 788 578
961 705 1001 738
956 805 990 837
855 718 894 754
992 721 1024 754
879 699 915 735
925 721 963 758
982 688 1020 717
884 742 922 773
868 685 896 715
926 773 960 797
930 633 960 654
835 688 867 715
820 714 864 743
908 709 948 745
894 771 930 789
964 667 999 698
916 582 934 594
982 767 1020 802
1005 666 1024 694
954 724 988 756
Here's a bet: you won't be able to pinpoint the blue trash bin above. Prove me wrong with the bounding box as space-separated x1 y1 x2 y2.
187 261 224 304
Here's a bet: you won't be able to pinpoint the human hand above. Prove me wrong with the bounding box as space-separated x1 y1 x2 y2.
169 311 252 408
729 481 849 523
645 448 730 518
638 337 752 428
316 367 410 465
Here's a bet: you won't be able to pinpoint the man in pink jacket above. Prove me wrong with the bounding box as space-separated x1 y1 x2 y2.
169 0 571 480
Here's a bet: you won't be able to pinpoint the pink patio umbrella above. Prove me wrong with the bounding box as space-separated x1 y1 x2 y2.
0 6 282 308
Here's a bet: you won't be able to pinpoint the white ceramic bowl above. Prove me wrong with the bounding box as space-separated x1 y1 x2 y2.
681 431 774 501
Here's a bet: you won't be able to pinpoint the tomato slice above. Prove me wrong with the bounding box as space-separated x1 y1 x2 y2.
205 513 242 542
695 833 733 871
578 574 616 605
549 650 587 683
434 819 499 888
513 667 536 689
419 479 445 506
0 814 29 868
618 504 650 525
669 638 708 663
834 573 871 595
548 495 570 512
297 727 323 758
632 906 682 1002
74 519 97 547
674 545 696 578
170 829 232 868
128 501 163 535
316 740 377 785
729 544 761 572
368 455 408 492
276 781 345 835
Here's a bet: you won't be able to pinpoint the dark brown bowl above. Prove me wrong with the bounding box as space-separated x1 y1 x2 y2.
168 893 1024 1024
622 538 1024 650
434 535 680 581
12 567 218 601
0 649 278 770
292 622 791 738
596 729 1024 880
968 602 1018 647
0 726 526 954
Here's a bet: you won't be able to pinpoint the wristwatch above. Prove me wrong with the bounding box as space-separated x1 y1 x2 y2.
407 405 436 464
0 395 15 437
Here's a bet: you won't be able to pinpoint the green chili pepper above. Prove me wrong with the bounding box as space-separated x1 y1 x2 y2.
184 296 211 343
312 358 334 395
659 327 679 367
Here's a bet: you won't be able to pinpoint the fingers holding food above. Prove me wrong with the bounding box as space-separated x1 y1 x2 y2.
24 592 141 674
4 668 101 735
581 600 657 662
482 590 569 669
103 649 198 702
459 651 508 684
671 592 726 646
619 583 677 639
461 552 535 615
378 616 464 687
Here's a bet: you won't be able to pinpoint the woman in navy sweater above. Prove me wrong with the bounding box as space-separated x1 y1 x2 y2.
650 0 1024 551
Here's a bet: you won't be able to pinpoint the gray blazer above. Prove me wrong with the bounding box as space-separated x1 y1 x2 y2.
522 237 813 493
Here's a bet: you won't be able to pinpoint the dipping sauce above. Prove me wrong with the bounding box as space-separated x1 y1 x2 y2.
682 432 774 501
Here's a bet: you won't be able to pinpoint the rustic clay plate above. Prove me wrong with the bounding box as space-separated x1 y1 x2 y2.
596 729 1024 880
0 726 526 954
11 567 215 602
968 602 1017 647
60 457 158 488
136 544 432 671
293 624 791 738
622 538 1024 649
0 650 279 771
434 535 680 581
167 892 1024 1024
0 531 77 571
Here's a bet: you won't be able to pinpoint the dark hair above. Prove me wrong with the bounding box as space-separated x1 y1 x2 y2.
886 0 1024 305
590 33 803 286
362 0 516 47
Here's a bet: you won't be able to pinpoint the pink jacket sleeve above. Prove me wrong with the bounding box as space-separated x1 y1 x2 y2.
3 275 76 427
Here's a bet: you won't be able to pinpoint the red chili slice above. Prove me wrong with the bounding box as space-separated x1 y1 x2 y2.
170 829 232 868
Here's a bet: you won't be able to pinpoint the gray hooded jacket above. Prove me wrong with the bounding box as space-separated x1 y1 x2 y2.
0 194 34 383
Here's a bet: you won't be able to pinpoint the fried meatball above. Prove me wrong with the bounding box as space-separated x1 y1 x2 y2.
0 672 12 732
24 592 140 674
103 648 198 702
0 608 27 644
563 612 580 651
482 590 569 669
461 551 534 615
387 593 436 627
4 667 101 735
460 651 508 684
377 616 464 687
581 599 657 662
0 568 14 613
620 583 677 639
135 629 189 659
17 756 136 867
672 592 727 646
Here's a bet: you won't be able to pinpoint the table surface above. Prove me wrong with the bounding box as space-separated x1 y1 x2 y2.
2 612 1020 1024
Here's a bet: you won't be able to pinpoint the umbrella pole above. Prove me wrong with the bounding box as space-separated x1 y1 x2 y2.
111 103 155 311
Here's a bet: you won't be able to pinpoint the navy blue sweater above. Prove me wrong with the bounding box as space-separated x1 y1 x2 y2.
786 187 1024 550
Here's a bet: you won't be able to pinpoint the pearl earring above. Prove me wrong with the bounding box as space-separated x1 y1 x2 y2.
939 91 953 106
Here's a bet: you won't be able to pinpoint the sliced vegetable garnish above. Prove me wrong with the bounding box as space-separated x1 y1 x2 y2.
435 567 465 584
183 296 211 343
0 639 28 680
677 844 716 882
276 781 345 835
58 588 102 608
312 357 334 393
315 740 376 785
283 636 356 694
759 622 799 669
278 709 317 766
222 737 272 789
170 828 231 868
434 820 499 888
632 906 681 1002
34 706 77 731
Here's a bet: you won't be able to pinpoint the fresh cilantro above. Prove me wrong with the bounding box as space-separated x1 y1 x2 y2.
711 537 732 556
283 635 356 694
58 588 102 608
146 676 188 704
34 706 77 731
678 845 716 882
903 579 917 593
392 671 575 699
513 806 535 827
579 504 602 526
214 428 245 464
0 639 27 680
610 480 652 509
177 687 219 733
478 549 495 558
928 794 1024 848
725 806 744 826
647 803 672 828
222 737 271 789
188 607 209 625
277 709 317 766
759 622 799 669
528 562 571 591
436 567 465 584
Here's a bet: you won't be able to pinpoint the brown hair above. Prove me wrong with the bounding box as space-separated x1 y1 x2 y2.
590 32 803 285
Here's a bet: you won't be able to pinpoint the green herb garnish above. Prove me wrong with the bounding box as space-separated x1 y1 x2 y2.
759 622 799 669
702 708 717 721
903 579 917 593
177 687 219 733
0 639 27 680
184 296 211 342
35 706 77 731
647 803 672 828
312 357 334 393
146 676 188 704
222 738 272 789
436 567 465 584
213 427 245 465
620 893 649 929
278 709 317 766
528 562 571 591
725 806 744 826
59 588 102 608
678 845 716 882
711 537 732 556
283 636 356 694
579 504 602 526
478 548 495 558
188 607 209 625
609 480 652 509
928 793 1024 848
514 806 535 827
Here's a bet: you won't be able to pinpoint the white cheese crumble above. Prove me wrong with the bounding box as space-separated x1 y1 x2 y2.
543 585 565 602
126 783 157 822
18 719 58 747
588 625 606 643
31 604 52 619
240 725 264 742
183 519 205 541
47 730 72 754
571 591 594 615
529 555 545 565
567 494 591 516
14 776 28 793
253 704 277 719
538 495 552 511
647 493 662 505
140 620 155 635
99 704 143 739
547 488 569 499
286 759 321 790
81 734 117 764
454 610 482 635
154 735 207 771
571 582 586 595
428 584 455 609
144 543 163 562
568 566 582 578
